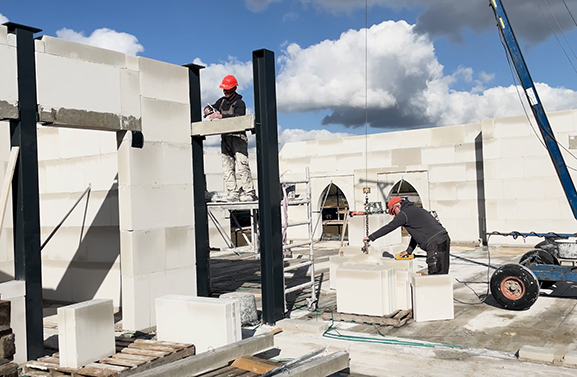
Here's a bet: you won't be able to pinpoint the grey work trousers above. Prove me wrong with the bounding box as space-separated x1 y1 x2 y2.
221 133 254 195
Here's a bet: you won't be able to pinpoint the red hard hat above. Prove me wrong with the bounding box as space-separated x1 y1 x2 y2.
388 197 403 214
220 75 238 90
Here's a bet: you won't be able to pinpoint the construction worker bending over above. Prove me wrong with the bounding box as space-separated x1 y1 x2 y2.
204 75 256 202
363 197 451 275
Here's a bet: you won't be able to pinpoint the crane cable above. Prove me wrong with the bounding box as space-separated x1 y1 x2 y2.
362 0 371 254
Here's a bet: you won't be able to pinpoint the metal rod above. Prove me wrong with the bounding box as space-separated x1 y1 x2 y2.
260 347 327 377
208 211 235 249
40 185 91 251
285 281 315 294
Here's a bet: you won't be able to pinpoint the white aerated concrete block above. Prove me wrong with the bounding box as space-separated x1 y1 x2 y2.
395 270 412 311
336 264 396 316
156 295 241 354
0 281 26 364
58 299 115 369
518 345 556 363
411 274 454 322
329 255 351 290
564 351 577 366
381 258 416 273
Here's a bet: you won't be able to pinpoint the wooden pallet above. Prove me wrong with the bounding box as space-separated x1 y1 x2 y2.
23 337 195 376
321 308 413 328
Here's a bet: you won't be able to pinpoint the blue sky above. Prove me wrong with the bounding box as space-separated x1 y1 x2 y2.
2 0 577 146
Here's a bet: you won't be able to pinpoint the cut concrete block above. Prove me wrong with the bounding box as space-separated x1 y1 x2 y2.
411 274 454 322
219 292 258 326
518 345 556 363
563 351 577 366
276 318 329 334
156 295 241 354
329 255 352 290
0 281 27 364
395 270 412 311
336 264 396 316
191 115 255 137
337 246 364 256
58 299 115 368
348 214 401 248
381 258 416 272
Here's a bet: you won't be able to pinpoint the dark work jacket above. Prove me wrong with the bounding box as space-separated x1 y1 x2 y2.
368 200 448 254
211 92 246 138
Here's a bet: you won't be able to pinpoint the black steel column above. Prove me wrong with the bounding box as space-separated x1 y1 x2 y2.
253 49 284 324
184 63 211 296
6 22 44 360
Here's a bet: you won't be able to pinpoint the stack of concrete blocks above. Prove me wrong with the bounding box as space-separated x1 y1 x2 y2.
411 274 454 322
156 295 241 354
0 281 26 364
336 253 397 316
0 301 18 377
58 299 115 368
116 54 197 331
381 258 416 311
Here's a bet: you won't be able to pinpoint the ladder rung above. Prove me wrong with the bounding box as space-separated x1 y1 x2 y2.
285 221 310 227
281 180 310 185
285 281 314 294
283 241 311 250
284 199 309 205
283 261 312 272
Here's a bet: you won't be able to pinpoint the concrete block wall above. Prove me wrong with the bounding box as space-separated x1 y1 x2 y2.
0 35 198 331
482 110 577 245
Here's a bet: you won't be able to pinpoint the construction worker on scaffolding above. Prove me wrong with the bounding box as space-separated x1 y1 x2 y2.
363 196 451 275
204 75 257 202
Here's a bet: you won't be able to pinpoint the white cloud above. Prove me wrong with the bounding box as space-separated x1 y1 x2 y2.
274 19 577 130
279 127 352 146
55 28 144 55
0 13 8 24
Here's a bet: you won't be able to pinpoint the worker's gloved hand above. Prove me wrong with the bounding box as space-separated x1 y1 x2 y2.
208 112 222 120
399 250 409 258
362 237 370 243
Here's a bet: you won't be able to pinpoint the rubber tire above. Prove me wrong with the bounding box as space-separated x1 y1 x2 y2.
490 264 540 310
534 239 560 259
519 249 559 289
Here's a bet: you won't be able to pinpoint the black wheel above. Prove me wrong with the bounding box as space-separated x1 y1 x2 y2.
534 239 560 259
490 264 540 310
519 249 559 289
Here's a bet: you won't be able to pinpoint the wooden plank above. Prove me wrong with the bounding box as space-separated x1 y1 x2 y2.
100 357 144 368
121 348 171 358
0 147 19 232
127 343 178 353
111 354 156 363
78 362 128 376
133 339 190 350
118 344 195 376
36 356 60 365
231 356 278 374
128 333 273 377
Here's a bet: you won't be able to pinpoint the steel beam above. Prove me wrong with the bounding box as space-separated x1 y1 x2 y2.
253 49 284 324
5 22 44 360
184 63 211 297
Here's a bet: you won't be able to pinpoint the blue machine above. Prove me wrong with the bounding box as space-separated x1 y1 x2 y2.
488 0 577 310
